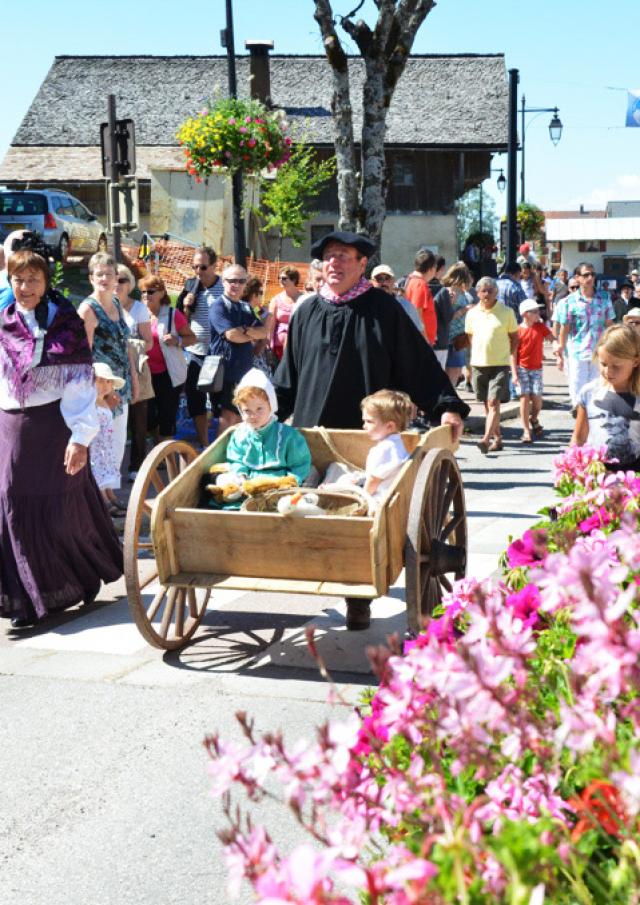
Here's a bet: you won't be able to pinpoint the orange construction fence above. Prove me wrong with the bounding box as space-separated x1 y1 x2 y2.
122 238 311 303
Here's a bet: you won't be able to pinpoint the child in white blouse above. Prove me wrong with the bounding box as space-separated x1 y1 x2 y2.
90 362 126 516
323 389 412 509
360 390 412 499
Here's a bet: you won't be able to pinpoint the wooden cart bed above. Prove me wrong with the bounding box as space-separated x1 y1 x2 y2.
124 425 466 649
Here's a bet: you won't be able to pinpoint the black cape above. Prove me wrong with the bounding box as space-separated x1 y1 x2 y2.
273 287 471 428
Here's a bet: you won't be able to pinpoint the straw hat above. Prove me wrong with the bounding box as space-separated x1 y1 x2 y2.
93 362 125 390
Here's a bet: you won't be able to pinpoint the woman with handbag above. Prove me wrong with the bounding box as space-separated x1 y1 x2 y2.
139 276 196 443
115 264 154 480
435 262 474 387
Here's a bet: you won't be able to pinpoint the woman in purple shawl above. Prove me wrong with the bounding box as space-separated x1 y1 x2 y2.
0 250 123 629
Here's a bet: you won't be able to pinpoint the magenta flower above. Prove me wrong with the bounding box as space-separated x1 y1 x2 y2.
239 126 248 133
505 584 541 629
247 138 257 147
579 506 613 534
227 117 236 125
506 529 547 568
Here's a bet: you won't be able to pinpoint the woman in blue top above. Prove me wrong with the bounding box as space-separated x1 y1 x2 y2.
209 264 268 437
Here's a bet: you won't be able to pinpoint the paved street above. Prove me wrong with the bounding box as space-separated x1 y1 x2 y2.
0 357 572 905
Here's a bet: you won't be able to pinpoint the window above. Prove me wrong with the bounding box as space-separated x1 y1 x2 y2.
0 192 47 215
578 240 606 253
311 224 334 247
391 157 415 188
72 201 91 221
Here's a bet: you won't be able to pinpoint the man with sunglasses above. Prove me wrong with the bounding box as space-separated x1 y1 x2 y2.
555 263 615 409
176 245 225 447
209 264 268 436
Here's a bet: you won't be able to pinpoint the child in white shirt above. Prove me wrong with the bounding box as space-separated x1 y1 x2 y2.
90 362 126 516
323 389 412 510
361 389 412 500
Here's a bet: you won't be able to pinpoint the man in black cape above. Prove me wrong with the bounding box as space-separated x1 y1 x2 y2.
273 231 470 439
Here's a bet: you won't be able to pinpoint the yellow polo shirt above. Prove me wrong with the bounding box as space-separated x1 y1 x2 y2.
466 302 518 367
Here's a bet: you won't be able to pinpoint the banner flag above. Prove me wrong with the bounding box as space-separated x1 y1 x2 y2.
626 89 640 127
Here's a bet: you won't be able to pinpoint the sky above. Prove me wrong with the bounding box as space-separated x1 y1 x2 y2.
3 0 640 219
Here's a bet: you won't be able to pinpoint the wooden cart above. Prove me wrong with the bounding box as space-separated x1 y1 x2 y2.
123 425 467 650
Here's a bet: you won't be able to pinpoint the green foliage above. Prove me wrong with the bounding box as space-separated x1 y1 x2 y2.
258 144 336 251
456 187 498 251
517 202 545 241
49 261 69 297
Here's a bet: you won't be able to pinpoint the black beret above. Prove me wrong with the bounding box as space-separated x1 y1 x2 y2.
310 230 377 259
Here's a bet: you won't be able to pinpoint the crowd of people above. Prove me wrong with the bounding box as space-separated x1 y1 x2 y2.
1 219 640 632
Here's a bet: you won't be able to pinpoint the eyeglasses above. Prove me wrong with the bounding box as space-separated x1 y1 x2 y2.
225 277 247 285
117 277 130 284
193 264 212 271
141 289 159 296
279 276 290 282
579 271 596 278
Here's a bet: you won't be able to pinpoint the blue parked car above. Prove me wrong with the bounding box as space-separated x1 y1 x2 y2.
0 189 108 261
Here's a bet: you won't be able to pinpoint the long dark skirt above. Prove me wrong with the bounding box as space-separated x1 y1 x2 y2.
0 401 124 623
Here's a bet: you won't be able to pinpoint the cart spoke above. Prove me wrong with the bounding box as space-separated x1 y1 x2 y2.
174 589 186 638
436 475 456 533
440 574 453 593
142 500 154 517
146 587 166 621
166 454 180 482
159 587 178 638
440 510 464 542
136 542 154 550
150 471 165 494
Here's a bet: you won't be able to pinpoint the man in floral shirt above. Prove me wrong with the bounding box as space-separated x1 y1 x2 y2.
555 262 615 409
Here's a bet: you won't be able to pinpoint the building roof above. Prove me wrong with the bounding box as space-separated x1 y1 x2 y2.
546 218 640 242
545 210 606 220
10 53 509 150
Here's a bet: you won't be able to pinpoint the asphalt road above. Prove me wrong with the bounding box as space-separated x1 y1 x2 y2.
0 359 572 905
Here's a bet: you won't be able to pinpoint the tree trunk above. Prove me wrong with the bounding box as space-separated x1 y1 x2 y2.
313 0 359 231
359 59 388 259
313 0 436 251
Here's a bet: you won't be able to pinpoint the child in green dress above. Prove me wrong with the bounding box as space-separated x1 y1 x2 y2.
205 369 312 507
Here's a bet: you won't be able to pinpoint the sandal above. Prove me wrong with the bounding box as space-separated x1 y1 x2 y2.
488 437 503 452
531 419 544 437
108 503 127 517
521 433 534 444
477 440 489 454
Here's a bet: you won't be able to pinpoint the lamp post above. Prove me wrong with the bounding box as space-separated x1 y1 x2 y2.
506 68 519 265
221 0 247 266
520 95 563 204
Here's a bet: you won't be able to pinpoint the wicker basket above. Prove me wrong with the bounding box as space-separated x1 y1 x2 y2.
241 488 368 517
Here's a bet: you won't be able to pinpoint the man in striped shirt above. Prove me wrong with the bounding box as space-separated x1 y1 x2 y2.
176 245 225 447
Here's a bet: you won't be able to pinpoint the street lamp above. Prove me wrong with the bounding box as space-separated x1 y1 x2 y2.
520 95 563 203
221 0 247 266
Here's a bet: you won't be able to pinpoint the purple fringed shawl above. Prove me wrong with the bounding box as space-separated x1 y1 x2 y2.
0 291 93 406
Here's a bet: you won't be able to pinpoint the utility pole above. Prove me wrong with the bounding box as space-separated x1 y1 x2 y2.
506 68 519 266
107 94 122 263
222 0 247 266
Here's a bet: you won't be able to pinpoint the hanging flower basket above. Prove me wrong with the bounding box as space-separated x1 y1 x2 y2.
176 97 292 183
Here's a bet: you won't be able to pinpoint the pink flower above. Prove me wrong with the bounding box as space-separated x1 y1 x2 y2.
506 529 547 568
505 584 541 629
247 138 257 147
239 126 248 133
228 117 236 125
245 115 252 123
579 506 613 534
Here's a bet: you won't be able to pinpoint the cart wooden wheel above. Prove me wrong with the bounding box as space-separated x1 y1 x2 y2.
124 440 210 650
404 447 467 636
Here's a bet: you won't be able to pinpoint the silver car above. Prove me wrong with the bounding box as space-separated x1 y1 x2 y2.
0 189 108 261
